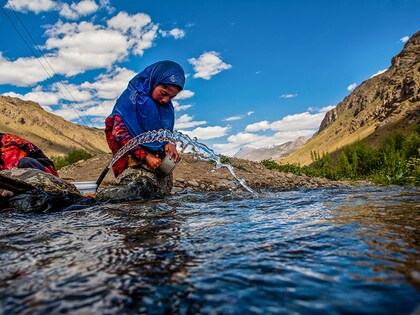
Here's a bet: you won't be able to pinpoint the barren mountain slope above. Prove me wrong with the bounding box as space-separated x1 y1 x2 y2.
0 96 109 157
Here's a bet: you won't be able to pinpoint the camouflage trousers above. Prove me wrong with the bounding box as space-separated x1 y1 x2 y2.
96 165 173 202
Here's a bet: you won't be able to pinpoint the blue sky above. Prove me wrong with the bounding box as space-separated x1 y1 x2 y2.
0 0 419 156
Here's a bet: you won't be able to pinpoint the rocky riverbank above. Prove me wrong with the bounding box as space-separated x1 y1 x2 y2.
58 153 354 192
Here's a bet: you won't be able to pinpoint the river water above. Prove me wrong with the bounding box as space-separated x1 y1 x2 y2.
1 185 419 314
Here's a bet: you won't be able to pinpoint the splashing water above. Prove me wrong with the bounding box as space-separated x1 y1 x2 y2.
104 129 255 194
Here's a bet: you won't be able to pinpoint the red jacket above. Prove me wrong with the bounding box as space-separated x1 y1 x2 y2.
0 133 58 176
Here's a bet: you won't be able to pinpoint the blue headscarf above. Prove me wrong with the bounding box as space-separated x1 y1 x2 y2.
110 61 185 151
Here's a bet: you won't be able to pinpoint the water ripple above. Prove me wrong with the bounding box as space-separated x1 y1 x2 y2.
0 186 419 314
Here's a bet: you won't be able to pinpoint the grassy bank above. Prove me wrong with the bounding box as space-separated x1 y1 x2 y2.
262 129 420 186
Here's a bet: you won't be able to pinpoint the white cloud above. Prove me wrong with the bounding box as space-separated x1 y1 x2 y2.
347 82 357 91
0 11 159 86
159 28 186 39
6 0 56 14
52 99 114 122
247 111 254 116
58 83 93 102
245 109 328 133
82 100 114 117
227 132 265 144
270 112 325 131
175 89 194 100
0 53 51 86
400 36 409 43
370 69 387 78
59 0 99 20
280 93 298 99
81 67 136 99
3 89 60 106
245 120 271 132
175 114 206 129
107 11 151 33
107 11 158 56
188 51 232 80
179 125 230 140
45 21 130 76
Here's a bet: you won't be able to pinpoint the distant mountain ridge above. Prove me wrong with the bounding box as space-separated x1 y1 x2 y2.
234 136 307 161
0 96 109 157
282 31 420 165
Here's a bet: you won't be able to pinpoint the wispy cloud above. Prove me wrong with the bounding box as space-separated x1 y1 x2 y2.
400 36 409 43
347 82 357 91
280 93 298 99
223 110 255 122
172 100 192 112
188 51 232 80
224 115 242 121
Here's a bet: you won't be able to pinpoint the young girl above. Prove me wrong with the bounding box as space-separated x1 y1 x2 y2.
104 61 185 197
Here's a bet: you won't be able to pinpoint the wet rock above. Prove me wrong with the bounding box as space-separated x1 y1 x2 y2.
0 169 97 213
0 168 79 195
96 177 158 202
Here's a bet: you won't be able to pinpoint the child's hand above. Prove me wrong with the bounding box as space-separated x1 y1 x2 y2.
144 153 162 169
165 143 181 162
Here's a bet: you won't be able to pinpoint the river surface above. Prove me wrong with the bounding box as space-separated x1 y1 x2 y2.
1 186 419 314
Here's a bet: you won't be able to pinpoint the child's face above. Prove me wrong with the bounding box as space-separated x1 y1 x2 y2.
151 84 180 105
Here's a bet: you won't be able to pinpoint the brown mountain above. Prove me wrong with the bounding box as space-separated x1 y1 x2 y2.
282 31 420 165
0 95 109 157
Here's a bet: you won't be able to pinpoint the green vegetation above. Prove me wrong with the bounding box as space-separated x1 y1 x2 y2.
262 129 420 186
220 154 233 164
52 149 93 170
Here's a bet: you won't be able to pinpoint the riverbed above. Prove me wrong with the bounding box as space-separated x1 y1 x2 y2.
1 186 419 314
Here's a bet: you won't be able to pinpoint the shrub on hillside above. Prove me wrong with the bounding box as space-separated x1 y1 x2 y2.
52 150 93 170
